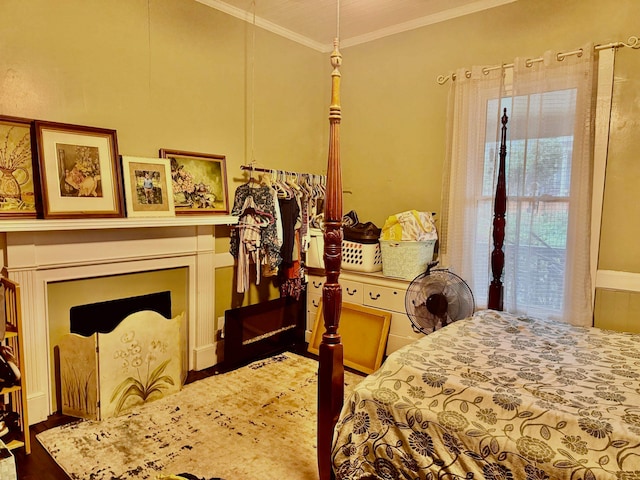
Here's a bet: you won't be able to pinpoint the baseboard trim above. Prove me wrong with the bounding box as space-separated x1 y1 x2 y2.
192 343 219 370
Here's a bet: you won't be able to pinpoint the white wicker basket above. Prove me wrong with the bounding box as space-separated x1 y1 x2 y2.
306 230 382 273
379 239 436 280
341 240 382 272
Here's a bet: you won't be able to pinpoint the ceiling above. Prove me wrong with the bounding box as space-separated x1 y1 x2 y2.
196 0 518 52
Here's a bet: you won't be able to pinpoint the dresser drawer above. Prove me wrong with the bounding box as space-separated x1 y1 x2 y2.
341 279 363 304
308 293 322 311
363 284 406 313
308 275 325 295
307 277 363 304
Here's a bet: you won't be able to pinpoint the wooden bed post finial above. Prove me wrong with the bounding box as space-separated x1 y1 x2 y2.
488 108 508 311
318 35 344 480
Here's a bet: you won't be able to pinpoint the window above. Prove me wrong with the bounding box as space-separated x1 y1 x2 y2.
477 91 577 318
442 48 597 326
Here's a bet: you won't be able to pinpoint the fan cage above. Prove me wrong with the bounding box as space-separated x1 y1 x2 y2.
405 269 474 335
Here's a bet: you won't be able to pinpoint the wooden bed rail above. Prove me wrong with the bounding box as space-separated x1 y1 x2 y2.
318 38 345 480
488 108 508 311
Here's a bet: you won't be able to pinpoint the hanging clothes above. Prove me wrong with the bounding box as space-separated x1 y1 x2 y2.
277 182 305 300
233 167 327 297
230 183 281 293
278 196 300 264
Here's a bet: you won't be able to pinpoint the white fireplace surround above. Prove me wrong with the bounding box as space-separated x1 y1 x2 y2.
1 216 237 424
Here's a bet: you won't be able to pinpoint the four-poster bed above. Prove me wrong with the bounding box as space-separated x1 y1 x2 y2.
316 34 640 479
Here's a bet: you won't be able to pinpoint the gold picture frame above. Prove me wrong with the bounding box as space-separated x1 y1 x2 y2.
33 120 124 219
121 156 175 217
159 148 229 215
0 115 38 217
308 301 391 374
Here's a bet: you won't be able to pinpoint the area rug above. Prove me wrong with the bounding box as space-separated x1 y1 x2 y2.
37 352 363 480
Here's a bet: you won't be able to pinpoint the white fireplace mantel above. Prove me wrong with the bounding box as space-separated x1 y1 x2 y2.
0 215 238 232
1 215 238 424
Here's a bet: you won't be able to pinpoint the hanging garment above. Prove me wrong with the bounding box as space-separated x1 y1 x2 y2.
230 185 280 293
234 197 273 293
279 231 305 300
278 196 300 264
230 184 281 269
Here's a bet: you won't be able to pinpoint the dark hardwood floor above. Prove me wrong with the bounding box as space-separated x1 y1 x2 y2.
13 413 75 480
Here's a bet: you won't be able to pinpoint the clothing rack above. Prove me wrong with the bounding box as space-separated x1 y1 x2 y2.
240 165 327 181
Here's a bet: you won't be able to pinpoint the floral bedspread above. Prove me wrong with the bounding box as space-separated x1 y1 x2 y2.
332 310 640 479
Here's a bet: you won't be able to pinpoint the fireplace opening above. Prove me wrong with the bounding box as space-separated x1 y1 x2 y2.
70 291 172 336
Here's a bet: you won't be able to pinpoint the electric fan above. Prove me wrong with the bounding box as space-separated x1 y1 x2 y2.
405 261 475 334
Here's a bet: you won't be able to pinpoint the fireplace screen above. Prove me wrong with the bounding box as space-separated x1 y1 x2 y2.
60 292 184 420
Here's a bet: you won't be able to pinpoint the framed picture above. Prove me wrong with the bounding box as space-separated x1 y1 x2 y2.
159 148 229 215
33 121 124 219
0 115 38 217
121 156 175 217
308 301 391 374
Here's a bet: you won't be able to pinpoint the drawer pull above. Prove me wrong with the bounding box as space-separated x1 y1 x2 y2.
313 281 323 288
312 299 320 308
369 292 381 300
346 287 358 296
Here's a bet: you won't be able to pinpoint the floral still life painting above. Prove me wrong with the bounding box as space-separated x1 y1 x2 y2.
0 116 37 216
160 149 229 215
58 144 103 197
34 121 124 218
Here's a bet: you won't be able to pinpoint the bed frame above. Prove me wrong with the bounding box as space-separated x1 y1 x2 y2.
316 40 509 479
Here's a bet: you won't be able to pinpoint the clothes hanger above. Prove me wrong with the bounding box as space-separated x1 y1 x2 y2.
276 171 293 199
286 172 302 193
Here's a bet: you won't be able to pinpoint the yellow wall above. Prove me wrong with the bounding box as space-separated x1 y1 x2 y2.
0 0 327 179
1 0 326 312
340 0 640 229
2 0 639 328
337 0 640 330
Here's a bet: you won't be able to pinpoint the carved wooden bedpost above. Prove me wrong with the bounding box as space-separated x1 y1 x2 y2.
318 38 344 480
488 108 508 311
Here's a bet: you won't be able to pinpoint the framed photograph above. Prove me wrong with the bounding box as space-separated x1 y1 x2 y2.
33 121 124 219
159 148 229 215
0 115 38 217
121 156 175 217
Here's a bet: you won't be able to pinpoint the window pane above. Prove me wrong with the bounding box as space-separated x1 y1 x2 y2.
480 89 576 315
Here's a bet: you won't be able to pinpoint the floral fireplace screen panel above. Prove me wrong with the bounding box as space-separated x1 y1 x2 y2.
59 310 185 420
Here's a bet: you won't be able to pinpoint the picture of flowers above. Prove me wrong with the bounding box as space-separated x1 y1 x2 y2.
0 116 37 217
58 144 102 197
160 149 229 215
34 120 125 219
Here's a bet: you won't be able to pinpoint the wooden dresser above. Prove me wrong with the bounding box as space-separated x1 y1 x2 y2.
306 268 422 356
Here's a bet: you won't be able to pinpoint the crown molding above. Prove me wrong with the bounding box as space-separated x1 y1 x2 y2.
195 0 328 52
197 0 517 53
341 0 518 50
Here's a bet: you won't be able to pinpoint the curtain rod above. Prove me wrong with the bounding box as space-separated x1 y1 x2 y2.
240 164 326 178
437 35 639 85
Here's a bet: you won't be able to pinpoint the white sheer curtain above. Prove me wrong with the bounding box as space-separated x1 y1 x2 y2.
441 45 596 327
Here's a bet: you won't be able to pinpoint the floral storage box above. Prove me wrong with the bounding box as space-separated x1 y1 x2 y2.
0 439 16 480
